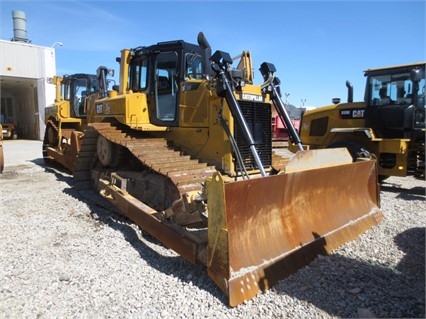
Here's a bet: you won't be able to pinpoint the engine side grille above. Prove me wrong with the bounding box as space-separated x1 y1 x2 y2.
309 117 329 136
234 100 272 172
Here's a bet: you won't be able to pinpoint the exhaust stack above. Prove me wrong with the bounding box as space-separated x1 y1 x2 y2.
11 10 30 43
346 80 354 103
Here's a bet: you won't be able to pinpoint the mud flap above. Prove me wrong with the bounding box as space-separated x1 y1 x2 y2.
206 148 383 307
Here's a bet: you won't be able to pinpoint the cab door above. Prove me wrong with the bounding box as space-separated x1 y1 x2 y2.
151 51 179 127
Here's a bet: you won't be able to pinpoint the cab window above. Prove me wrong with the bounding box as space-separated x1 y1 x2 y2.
155 51 178 122
129 57 148 92
185 52 203 79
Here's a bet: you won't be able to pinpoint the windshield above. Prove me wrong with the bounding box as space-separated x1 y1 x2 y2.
368 71 416 106
368 66 426 108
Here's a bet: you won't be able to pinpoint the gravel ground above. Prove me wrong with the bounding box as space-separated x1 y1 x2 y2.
0 139 424 319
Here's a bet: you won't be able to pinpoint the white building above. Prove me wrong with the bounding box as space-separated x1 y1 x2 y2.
0 10 56 140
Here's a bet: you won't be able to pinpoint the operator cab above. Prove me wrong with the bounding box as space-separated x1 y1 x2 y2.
63 74 99 118
365 63 425 139
127 40 206 127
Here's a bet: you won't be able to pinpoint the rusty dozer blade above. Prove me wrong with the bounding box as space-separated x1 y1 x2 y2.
206 148 383 307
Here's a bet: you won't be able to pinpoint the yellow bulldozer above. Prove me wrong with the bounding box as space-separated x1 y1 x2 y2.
43 32 383 306
43 72 101 171
288 62 425 181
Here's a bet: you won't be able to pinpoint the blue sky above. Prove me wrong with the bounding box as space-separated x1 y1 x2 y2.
1 0 424 107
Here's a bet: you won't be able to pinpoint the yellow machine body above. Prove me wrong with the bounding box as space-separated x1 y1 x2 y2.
44 33 383 306
289 63 425 180
43 74 99 173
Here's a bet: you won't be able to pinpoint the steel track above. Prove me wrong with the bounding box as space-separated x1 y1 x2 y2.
74 123 216 196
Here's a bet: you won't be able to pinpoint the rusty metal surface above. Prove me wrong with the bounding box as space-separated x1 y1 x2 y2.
97 179 201 264
207 159 382 306
284 148 353 173
72 123 383 308
45 130 82 174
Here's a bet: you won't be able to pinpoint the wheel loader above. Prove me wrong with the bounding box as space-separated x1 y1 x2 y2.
43 32 383 307
288 62 425 181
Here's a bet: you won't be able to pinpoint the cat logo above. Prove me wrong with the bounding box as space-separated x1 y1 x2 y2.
340 109 365 119
352 110 365 118
241 93 263 102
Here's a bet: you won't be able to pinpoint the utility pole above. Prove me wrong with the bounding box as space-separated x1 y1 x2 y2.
301 99 306 106
284 93 290 104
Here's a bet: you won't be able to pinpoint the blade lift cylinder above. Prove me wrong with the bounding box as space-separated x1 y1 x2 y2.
259 62 304 151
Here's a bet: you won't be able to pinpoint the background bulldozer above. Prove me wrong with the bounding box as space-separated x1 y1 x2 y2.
288 62 425 182
43 32 383 306
43 72 101 173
